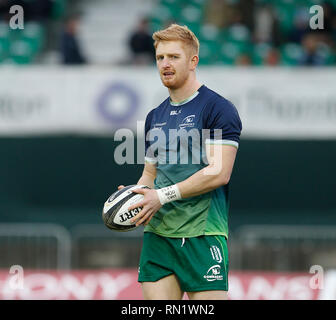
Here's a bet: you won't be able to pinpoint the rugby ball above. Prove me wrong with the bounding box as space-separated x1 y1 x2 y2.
102 185 150 232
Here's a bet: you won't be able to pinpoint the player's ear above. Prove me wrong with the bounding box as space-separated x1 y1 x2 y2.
190 54 199 70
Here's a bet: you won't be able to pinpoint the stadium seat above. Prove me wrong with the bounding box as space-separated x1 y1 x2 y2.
161 0 181 6
199 41 218 65
200 23 220 42
188 0 207 5
220 42 243 65
10 39 36 64
149 18 164 34
52 0 67 20
0 21 45 64
225 25 251 43
20 22 45 53
0 23 10 63
0 38 10 62
280 43 304 66
273 2 295 34
149 4 179 29
315 43 336 65
0 22 10 38
198 24 222 64
218 24 253 65
180 5 203 24
252 43 273 65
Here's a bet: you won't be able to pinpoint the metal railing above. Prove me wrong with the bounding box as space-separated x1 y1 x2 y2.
232 225 336 271
0 223 72 270
71 224 143 269
1 223 336 271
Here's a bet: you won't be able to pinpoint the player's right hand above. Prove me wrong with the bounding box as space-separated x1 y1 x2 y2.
117 185 125 190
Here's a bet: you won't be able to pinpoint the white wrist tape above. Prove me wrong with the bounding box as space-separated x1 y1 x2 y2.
156 184 182 205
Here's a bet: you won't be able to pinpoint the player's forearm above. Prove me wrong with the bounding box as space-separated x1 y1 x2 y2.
177 165 230 198
137 173 155 189
137 162 157 189
155 165 230 205
155 145 237 205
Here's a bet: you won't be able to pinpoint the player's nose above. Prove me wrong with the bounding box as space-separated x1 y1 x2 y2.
161 57 171 68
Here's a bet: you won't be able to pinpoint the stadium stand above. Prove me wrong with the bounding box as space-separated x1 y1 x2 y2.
146 0 336 66
0 0 67 64
0 0 335 65
76 0 153 64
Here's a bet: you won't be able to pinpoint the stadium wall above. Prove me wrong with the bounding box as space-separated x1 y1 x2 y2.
0 137 335 230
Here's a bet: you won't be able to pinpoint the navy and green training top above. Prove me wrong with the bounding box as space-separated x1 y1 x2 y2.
143 84 242 238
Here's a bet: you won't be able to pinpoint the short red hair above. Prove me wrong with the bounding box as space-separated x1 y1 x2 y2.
152 24 200 56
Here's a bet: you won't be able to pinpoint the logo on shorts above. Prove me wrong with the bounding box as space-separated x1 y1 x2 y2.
210 245 222 263
204 265 223 282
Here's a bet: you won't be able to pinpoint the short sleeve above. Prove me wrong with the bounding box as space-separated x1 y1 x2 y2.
144 109 158 164
203 97 242 149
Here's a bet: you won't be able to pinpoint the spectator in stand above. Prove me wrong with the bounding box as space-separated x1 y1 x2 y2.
235 53 252 66
263 47 280 66
317 1 336 46
204 0 236 29
253 4 282 46
288 7 310 44
299 33 329 66
128 18 155 65
235 0 255 31
204 0 253 31
60 16 87 65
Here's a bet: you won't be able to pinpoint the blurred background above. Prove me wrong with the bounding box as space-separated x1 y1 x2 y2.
0 0 335 299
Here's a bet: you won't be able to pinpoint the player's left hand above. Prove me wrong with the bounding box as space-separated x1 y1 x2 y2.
128 188 162 226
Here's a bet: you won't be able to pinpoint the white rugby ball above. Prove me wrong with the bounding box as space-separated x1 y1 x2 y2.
102 185 150 231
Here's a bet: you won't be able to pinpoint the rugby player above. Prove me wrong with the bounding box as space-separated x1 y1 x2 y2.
121 24 242 300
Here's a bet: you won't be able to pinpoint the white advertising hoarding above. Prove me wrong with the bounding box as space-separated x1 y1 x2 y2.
0 66 335 138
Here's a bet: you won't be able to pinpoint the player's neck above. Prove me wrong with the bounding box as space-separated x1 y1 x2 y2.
169 78 202 104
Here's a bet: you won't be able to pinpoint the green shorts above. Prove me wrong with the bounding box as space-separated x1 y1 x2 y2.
138 232 229 292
